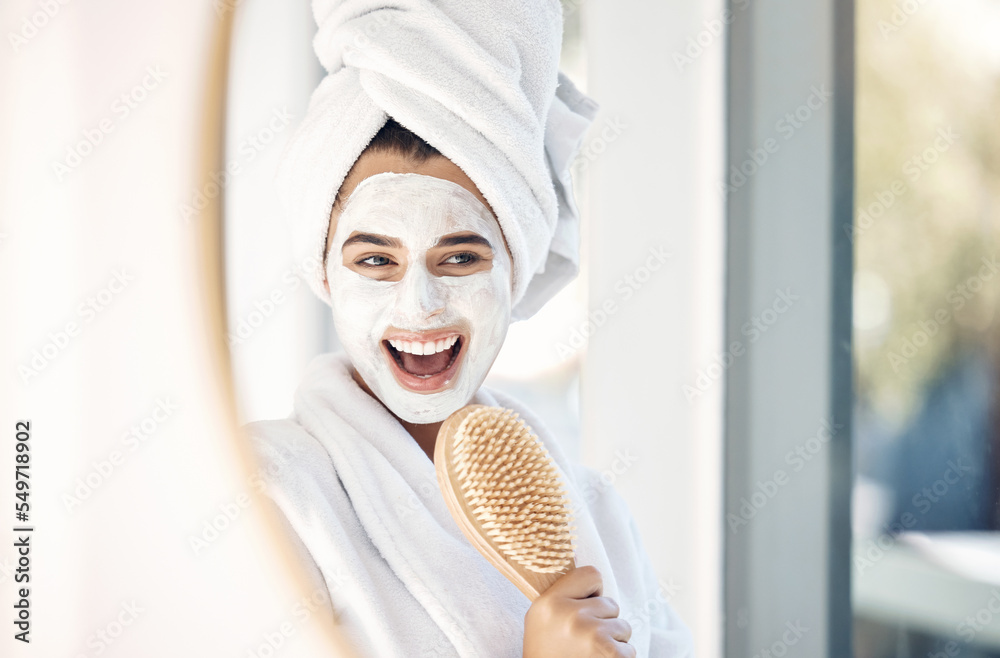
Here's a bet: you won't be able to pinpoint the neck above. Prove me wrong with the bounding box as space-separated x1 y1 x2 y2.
399 418 444 463
351 367 443 463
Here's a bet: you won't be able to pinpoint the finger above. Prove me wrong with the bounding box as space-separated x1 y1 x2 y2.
602 617 633 643
597 637 635 658
546 565 603 600
580 595 620 619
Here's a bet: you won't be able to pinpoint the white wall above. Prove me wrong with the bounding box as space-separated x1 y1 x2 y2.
580 1 726 655
224 0 332 424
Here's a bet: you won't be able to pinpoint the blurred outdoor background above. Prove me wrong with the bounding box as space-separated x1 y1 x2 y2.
852 0 1000 655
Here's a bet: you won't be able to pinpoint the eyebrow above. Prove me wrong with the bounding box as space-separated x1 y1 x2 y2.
434 234 493 250
342 233 402 250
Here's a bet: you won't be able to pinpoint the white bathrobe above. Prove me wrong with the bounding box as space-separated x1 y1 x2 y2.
243 352 694 657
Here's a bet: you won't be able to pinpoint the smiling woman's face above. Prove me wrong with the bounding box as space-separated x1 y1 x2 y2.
323 154 513 424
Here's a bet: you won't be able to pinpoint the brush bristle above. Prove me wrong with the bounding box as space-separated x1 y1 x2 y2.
451 407 576 574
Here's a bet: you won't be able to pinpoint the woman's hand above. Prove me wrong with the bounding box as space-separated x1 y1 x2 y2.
523 565 634 658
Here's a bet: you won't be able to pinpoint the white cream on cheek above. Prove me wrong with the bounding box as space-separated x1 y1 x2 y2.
326 172 512 424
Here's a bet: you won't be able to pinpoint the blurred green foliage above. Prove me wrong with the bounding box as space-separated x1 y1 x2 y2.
855 0 1000 426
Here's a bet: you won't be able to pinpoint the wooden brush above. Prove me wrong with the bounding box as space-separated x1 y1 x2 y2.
434 404 577 600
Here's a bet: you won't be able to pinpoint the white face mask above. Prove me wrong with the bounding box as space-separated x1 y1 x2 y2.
326 172 512 424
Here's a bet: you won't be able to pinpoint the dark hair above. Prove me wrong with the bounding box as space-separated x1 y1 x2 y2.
332 118 440 210
366 117 440 162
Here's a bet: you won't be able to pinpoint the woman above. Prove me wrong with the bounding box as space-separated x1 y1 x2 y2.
244 1 694 656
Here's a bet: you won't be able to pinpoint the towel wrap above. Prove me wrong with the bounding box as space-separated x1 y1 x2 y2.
275 0 599 321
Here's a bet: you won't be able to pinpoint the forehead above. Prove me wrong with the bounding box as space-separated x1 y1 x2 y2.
336 173 502 239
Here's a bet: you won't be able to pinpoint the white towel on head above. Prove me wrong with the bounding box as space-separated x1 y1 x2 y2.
243 352 695 657
275 0 598 321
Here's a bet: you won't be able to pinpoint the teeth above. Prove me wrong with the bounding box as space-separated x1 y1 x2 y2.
388 335 458 355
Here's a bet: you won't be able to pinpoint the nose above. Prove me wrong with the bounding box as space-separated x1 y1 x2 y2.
396 262 446 320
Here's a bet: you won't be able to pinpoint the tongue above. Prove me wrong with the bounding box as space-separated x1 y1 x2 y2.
400 349 452 376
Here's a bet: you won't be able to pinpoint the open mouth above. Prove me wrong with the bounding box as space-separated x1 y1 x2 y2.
382 333 465 393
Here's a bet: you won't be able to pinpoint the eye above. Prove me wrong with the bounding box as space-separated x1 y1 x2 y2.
356 254 394 267
442 252 480 266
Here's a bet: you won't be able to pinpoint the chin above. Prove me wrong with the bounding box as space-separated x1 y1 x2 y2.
365 364 490 425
